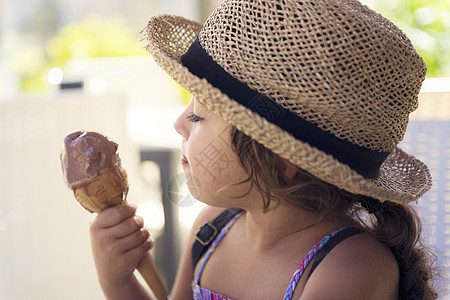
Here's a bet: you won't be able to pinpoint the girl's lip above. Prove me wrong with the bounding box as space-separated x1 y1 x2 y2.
181 154 189 165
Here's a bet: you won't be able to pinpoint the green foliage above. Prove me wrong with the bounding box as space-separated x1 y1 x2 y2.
11 15 146 92
361 0 450 77
46 15 145 62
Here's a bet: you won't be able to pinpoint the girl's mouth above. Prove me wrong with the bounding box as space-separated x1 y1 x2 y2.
181 154 189 165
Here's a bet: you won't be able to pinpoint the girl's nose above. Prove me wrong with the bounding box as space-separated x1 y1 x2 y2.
173 97 194 139
173 110 188 139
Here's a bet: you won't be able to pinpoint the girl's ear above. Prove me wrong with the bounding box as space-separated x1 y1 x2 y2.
283 159 298 180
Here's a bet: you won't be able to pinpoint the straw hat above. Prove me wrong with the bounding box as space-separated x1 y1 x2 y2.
144 0 432 203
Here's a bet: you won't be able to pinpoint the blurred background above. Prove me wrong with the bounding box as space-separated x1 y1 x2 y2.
0 0 449 299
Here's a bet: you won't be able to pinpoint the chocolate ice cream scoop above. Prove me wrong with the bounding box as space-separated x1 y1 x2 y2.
60 131 128 213
61 131 120 189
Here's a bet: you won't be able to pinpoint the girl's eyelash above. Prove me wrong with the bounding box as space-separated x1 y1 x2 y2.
187 112 204 122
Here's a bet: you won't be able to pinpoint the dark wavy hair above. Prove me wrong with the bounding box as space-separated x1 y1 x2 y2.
230 126 440 300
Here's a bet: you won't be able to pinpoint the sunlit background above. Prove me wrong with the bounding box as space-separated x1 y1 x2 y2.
0 0 449 299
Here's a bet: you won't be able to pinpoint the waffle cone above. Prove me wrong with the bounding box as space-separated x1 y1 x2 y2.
72 166 168 299
74 166 128 213
138 253 168 300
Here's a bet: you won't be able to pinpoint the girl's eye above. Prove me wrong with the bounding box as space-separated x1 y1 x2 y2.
187 112 204 122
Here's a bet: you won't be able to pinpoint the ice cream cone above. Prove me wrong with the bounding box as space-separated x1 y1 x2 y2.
73 166 128 213
138 253 169 300
61 131 168 300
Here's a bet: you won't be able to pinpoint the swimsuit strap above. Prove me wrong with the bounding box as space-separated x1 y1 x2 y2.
308 226 363 277
192 208 244 271
283 226 359 300
193 211 244 285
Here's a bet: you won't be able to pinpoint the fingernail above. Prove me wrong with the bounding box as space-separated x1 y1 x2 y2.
134 215 144 223
140 227 150 237
145 239 153 250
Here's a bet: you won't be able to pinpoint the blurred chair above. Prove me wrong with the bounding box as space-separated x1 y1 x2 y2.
400 91 450 297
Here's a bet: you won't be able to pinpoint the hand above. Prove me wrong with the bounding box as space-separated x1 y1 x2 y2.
90 204 153 287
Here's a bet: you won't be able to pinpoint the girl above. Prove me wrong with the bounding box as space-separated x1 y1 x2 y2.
90 0 439 299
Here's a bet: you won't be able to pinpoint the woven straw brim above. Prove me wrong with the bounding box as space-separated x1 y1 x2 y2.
144 15 432 204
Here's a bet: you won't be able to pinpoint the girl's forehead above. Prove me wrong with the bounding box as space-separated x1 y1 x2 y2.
193 97 211 114
193 96 204 108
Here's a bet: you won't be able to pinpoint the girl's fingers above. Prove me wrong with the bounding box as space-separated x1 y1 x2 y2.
107 233 154 271
91 205 146 240
121 228 152 252
94 205 137 228
95 222 152 256
120 237 154 267
111 215 145 239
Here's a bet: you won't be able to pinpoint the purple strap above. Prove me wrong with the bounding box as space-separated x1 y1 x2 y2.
283 226 349 300
192 212 243 300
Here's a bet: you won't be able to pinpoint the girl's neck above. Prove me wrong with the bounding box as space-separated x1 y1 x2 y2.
241 203 348 251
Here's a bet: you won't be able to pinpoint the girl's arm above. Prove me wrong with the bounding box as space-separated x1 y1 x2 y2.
90 204 153 300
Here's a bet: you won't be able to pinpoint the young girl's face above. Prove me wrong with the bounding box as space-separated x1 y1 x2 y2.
173 97 252 206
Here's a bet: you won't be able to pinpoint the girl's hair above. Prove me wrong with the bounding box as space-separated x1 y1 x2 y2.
230 126 439 300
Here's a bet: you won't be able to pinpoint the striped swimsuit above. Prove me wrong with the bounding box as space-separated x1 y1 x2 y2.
192 211 360 300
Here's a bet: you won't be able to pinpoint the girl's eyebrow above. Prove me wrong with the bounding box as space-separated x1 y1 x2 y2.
193 98 210 116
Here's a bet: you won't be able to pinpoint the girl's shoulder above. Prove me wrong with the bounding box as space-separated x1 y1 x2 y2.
192 206 230 228
300 230 399 299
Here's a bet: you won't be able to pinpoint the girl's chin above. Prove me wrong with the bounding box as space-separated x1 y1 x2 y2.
185 178 202 200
